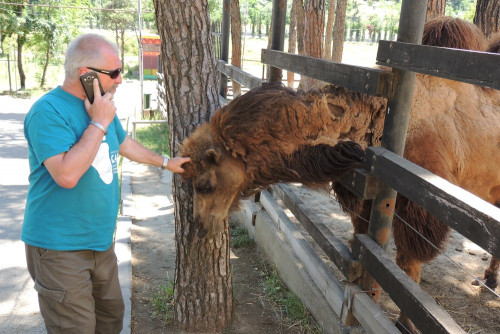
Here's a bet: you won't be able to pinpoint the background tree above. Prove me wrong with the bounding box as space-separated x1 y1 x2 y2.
427 0 446 22
287 0 301 86
331 0 347 62
101 0 137 68
231 0 242 97
324 0 336 60
474 0 500 37
301 0 325 90
152 0 231 332
27 0 82 87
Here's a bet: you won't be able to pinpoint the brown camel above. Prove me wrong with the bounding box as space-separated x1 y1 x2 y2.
180 17 500 332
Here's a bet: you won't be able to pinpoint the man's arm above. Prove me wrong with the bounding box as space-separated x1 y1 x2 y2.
119 137 190 173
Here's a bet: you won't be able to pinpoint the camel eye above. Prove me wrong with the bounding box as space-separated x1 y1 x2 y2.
195 181 215 195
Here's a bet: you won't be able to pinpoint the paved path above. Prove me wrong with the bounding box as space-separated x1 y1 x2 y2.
0 79 157 333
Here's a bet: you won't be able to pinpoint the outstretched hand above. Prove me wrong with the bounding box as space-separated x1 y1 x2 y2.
168 156 191 173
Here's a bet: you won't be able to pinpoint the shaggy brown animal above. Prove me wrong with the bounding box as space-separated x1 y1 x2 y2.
180 17 500 333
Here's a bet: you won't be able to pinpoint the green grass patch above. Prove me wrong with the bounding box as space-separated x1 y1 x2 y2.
134 122 170 156
151 282 175 325
229 222 255 249
261 268 322 333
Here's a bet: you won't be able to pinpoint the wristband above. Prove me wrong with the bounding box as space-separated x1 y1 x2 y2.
161 155 169 169
89 121 107 135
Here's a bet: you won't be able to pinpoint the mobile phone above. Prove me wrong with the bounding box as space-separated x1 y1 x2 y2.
79 71 105 104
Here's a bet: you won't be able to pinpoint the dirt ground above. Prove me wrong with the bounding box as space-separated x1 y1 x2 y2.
128 162 315 334
128 161 499 334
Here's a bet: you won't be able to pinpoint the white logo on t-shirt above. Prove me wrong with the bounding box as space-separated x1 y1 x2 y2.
92 139 113 184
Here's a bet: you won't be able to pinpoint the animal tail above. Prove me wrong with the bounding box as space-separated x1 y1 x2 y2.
284 141 366 185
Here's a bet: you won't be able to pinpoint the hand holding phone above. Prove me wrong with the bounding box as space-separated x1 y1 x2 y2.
80 71 105 104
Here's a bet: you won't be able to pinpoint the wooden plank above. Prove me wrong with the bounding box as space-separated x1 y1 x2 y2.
217 60 264 89
259 190 346 317
337 168 380 200
259 190 400 333
261 49 393 97
366 147 500 258
271 184 359 282
377 40 500 90
353 234 466 334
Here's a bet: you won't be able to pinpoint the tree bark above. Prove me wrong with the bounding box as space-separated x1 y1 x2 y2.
231 0 242 97
331 0 347 62
153 1 232 332
302 0 325 90
474 0 500 37
40 44 50 88
324 0 336 60
287 0 300 87
296 0 306 56
15 4 26 89
426 0 446 22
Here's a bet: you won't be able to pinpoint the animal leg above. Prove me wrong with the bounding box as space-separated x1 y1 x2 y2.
481 257 499 290
394 252 422 334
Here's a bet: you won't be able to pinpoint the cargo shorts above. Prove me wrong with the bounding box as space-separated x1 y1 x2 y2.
25 243 124 334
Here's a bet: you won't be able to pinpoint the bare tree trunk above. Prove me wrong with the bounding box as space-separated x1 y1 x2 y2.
153 1 232 332
296 0 306 56
331 0 347 62
40 44 50 88
324 0 336 60
287 0 300 87
301 0 325 90
15 4 26 90
231 0 242 97
474 0 500 37
426 0 446 22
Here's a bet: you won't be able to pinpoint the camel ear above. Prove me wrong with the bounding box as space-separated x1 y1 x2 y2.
204 149 220 164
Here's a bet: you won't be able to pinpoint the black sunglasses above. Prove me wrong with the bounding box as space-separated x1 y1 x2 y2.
87 67 122 79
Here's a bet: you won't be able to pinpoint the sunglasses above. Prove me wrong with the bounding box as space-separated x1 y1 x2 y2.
87 67 122 79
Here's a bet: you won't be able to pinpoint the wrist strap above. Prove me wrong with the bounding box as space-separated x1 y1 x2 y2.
161 155 169 169
89 121 107 135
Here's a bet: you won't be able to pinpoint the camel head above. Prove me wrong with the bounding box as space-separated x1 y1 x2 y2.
180 123 249 238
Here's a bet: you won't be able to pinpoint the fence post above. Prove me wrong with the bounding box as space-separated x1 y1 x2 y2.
269 0 287 83
219 0 230 98
362 0 427 294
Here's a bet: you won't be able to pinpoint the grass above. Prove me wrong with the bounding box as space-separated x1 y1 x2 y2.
151 281 175 326
261 267 322 333
229 222 256 248
134 121 170 156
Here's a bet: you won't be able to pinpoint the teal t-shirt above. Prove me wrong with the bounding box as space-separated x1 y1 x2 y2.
22 86 127 251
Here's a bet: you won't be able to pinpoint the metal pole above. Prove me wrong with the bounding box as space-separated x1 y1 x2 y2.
219 0 230 99
367 0 427 249
269 0 287 83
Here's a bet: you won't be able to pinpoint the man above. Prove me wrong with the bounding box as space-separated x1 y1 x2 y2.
22 33 190 333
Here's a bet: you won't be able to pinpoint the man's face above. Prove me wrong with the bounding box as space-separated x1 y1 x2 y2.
94 47 123 94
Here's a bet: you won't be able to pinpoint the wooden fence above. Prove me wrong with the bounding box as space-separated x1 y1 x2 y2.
214 0 500 333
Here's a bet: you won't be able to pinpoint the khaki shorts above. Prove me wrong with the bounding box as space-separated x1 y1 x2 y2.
25 243 124 334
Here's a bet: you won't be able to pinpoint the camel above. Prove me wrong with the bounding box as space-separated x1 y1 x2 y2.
180 17 500 332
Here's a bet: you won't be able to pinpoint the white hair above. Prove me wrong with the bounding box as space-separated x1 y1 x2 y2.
64 34 119 81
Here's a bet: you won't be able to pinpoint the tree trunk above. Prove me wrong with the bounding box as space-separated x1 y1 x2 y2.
40 43 50 88
15 4 26 90
296 0 306 56
474 0 500 37
17 35 26 90
324 0 336 60
231 0 242 97
153 1 232 332
120 28 125 69
301 0 325 90
331 0 347 62
287 0 301 87
426 0 446 22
